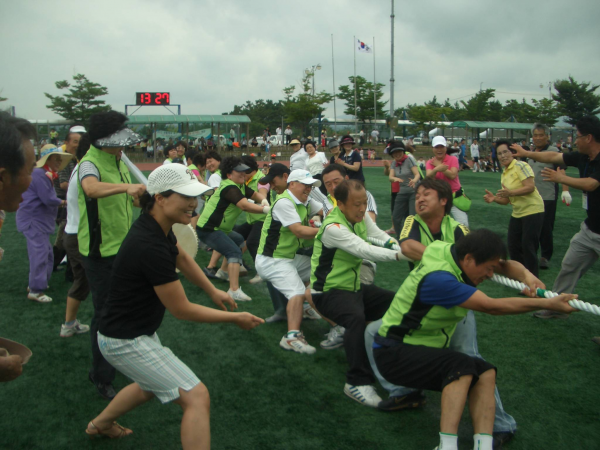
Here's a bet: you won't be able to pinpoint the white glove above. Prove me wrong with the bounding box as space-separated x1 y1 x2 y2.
396 248 412 262
310 217 322 228
261 198 270 207
561 191 572 206
262 206 271 214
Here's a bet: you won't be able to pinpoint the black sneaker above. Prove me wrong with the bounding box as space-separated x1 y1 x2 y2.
539 257 550 270
377 391 426 411
202 267 218 279
493 431 515 449
89 373 116 400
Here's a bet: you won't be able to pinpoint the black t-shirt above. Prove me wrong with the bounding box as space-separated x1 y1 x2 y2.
341 149 365 182
563 151 600 234
221 184 254 205
98 213 180 339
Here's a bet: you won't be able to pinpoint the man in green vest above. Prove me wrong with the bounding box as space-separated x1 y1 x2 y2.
373 229 577 450
365 178 517 447
310 179 407 407
77 111 146 400
256 169 323 354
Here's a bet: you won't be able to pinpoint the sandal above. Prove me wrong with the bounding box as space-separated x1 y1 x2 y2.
27 292 52 303
85 421 132 439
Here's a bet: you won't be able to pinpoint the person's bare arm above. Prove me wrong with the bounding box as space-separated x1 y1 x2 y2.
408 165 421 188
81 177 146 199
460 290 577 316
542 167 600 191
510 144 565 165
236 197 268 214
441 166 458 180
383 160 391 176
493 259 545 295
155 280 263 329
336 158 360 172
484 189 510 205
250 190 267 203
288 222 319 239
60 181 69 191
399 239 426 261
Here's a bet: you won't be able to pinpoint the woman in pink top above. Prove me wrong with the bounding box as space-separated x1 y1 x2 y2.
426 136 469 226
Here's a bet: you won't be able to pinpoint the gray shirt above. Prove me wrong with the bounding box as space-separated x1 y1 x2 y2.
393 156 417 190
528 146 565 201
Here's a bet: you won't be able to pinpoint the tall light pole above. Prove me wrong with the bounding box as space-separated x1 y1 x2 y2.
480 82 483 91
389 0 395 140
305 64 322 97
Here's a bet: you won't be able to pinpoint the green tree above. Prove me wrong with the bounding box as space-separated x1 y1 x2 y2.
405 104 453 134
337 76 387 123
45 73 111 123
281 73 333 135
460 89 497 121
502 99 537 123
530 98 561 126
230 99 286 137
553 76 600 126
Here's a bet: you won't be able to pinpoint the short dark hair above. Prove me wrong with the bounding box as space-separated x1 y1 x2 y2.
221 156 243 176
455 229 507 265
185 150 197 162
88 111 127 144
322 163 347 178
576 115 600 142
417 178 453 215
176 141 188 151
334 179 365 204
192 153 206 168
0 112 37 175
205 150 221 162
495 139 513 152
304 140 316 150
241 155 258 172
165 144 177 153
76 133 91 161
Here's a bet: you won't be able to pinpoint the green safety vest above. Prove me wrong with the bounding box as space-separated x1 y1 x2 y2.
197 178 247 233
257 190 311 259
246 171 266 224
400 214 469 248
310 206 367 292
77 145 133 258
378 241 470 348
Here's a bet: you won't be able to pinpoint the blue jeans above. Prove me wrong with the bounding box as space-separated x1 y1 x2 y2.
365 311 517 433
196 229 244 265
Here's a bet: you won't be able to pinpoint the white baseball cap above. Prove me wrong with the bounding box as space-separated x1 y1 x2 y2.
148 164 214 197
432 136 447 148
288 169 322 187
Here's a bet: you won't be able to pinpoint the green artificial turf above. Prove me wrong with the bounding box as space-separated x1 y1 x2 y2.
0 167 599 449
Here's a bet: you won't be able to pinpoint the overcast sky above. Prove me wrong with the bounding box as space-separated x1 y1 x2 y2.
1 0 599 121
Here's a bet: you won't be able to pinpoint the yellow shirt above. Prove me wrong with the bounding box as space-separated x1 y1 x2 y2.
501 159 544 218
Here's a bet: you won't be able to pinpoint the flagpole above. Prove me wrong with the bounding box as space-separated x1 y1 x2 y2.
354 36 358 133
331 34 337 134
373 36 376 123
390 0 395 140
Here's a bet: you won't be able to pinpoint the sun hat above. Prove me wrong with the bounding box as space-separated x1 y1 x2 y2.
290 139 301 145
432 136 448 147
148 163 214 197
340 135 355 145
288 169 322 187
36 144 73 171
69 125 86 133
388 141 406 155
0 337 32 364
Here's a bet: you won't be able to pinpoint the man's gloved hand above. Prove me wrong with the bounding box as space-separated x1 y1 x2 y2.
261 199 270 207
384 238 399 249
561 191 572 206
262 206 271 214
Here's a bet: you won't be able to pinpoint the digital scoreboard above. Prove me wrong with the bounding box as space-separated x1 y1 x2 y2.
135 92 170 105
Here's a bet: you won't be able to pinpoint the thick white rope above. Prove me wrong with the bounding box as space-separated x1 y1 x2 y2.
367 236 600 316
121 152 149 186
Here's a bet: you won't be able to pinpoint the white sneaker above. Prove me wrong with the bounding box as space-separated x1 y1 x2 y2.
60 320 90 337
302 303 321 320
216 269 229 281
249 274 263 284
228 287 252 301
279 332 316 354
344 383 381 407
320 325 345 349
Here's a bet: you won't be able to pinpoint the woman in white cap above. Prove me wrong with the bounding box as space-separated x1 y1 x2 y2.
16 144 72 302
86 163 263 445
426 136 469 227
